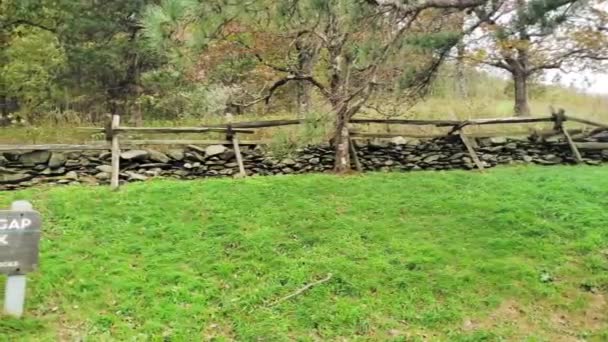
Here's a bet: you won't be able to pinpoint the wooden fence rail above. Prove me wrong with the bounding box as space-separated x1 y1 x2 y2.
0 144 109 151
1 111 607 190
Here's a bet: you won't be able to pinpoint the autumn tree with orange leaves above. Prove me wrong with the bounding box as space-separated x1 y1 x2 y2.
144 0 494 172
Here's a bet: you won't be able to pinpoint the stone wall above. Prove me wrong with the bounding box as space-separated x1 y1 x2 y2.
2 135 608 191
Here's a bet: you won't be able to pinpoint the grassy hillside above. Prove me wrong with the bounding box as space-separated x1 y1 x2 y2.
1 166 607 340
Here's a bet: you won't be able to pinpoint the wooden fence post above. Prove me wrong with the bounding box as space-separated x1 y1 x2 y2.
348 136 363 172
227 125 246 178
232 135 247 177
110 115 121 190
458 131 485 171
554 109 583 163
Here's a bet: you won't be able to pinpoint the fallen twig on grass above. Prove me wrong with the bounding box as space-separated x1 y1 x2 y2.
270 273 333 306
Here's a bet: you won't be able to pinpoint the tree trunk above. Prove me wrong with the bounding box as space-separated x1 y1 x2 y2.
455 42 468 99
513 72 530 117
133 98 143 126
513 0 531 117
295 41 314 116
333 113 351 173
296 82 311 116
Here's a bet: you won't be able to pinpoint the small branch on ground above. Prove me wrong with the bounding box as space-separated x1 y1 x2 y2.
269 273 333 307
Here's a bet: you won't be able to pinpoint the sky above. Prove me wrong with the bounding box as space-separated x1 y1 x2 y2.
554 70 608 94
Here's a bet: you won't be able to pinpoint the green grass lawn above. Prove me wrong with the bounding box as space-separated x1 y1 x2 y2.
1 166 608 341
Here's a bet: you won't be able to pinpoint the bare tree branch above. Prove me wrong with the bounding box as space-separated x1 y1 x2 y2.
232 75 329 108
368 0 487 14
527 49 608 74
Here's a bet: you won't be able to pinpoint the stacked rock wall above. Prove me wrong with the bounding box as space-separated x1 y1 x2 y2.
2 136 607 190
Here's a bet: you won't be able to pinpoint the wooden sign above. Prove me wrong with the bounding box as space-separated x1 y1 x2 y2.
0 208 41 275
2 200 41 317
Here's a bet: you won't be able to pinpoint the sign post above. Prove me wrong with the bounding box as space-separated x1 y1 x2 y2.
1 200 41 317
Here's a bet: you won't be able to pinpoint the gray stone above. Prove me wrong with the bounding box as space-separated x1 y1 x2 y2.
167 149 185 161
281 158 296 166
538 155 563 164
147 150 170 163
477 138 492 147
96 165 113 173
522 155 534 163
0 173 33 184
187 145 207 154
0 155 8 166
591 131 608 142
601 150 608 159
544 154 558 160
65 159 81 167
144 170 160 177
41 167 66 175
221 150 236 161
205 160 226 166
0 166 19 174
225 162 238 168
185 151 205 162
121 150 149 161
20 150 51 166
126 171 148 181
486 145 504 152
139 163 171 169
423 155 441 163
309 157 320 164
480 154 496 162
174 170 190 177
391 136 408 145
205 145 227 157
504 143 518 150
449 153 466 160
48 152 67 168
64 171 79 180
490 137 507 144
219 168 234 175
99 152 112 160
95 172 110 180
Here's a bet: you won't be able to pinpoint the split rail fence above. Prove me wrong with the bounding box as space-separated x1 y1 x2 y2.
1 110 608 190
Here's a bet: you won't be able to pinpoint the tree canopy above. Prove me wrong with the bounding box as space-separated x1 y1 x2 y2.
1 0 607 169
467 0 608 115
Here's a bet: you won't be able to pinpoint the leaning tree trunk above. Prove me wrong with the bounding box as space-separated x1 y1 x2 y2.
455 42 468 99
333 112 351 173
513 72 530 117
296 43 314 116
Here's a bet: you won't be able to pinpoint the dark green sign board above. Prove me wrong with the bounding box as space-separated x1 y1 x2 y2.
0 210 41 275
